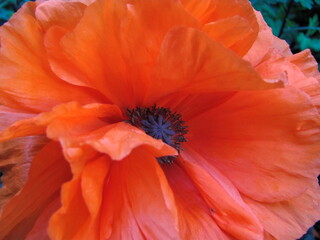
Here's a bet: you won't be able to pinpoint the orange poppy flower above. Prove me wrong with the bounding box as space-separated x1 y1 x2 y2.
0 0 319 239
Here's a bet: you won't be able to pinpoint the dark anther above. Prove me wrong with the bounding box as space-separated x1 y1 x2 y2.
126 105 188 164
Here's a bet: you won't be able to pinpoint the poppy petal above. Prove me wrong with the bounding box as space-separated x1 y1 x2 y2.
26 196 61 240
244 180 320 240
44 0 198 107
49 155 110 240
187 86 320 202
181 0 258 56
0 136 47 208
244 11 275 66
148 27 283 104
0 141 71 239
0 3 103 112
78 122 177 161
202 16 253 56
181 151 264 240
288 49 320 81
99 147 180 240
164 162 230 239
0 102 123 142
35 0 86 31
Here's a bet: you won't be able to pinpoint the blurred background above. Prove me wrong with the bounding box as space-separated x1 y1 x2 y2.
0 0 319 239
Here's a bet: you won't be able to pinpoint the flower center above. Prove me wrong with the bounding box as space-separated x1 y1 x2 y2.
126 105 188 164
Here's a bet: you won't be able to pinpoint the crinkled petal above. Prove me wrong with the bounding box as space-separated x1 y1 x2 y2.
49 155 110 240
148 27 283 105
50 147 180 240
181 0 258 56
244 11 275 66
164 161 230 239
0 3 104 112
78 122 177 161
99 147 180 240
35 0 86 31
187 86 320 202
0 101 123 142
288 49 320 82
203 16 253 56
44 0 198 107
244 181 320 240
0 142 71 239
181 151 263 240
0 136 47 208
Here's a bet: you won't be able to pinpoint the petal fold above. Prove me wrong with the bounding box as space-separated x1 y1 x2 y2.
149 27 283 104
0 142 71 239
188 86 320 203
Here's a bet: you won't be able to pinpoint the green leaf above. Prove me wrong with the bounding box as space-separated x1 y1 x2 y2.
294 0 313 9
297 33 320 51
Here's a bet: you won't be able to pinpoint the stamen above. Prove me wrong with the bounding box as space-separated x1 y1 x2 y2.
126 105 188 164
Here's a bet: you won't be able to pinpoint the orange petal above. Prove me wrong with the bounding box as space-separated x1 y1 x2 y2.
187 86 320 203
0 105 35 131
81 155 111 218
35 0 86 30
80 122 177 161
26 196 61 240
0 136 47 208
49 176 91 240
203 16 253 56
181 151 264 240
164 162 230 239
0 141 71 239
49 155 111 240
288 49 320 82
99 147 180 240
0 101 123 142
157 91 235 121
0 2 104 112
148 27 283 104
244 11 275 66
181 0 258 56
44 0 198 107
244 180 320 240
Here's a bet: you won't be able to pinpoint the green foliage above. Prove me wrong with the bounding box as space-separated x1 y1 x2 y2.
250 0 320 68
0 0 31 25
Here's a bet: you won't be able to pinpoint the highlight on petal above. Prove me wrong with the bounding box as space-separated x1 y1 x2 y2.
35 0 87 31
288 49 320 81
80 122 177 161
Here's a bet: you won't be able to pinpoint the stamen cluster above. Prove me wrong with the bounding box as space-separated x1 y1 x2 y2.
126 105 188 164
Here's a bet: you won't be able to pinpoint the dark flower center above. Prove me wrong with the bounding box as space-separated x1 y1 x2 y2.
126 105 188 164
